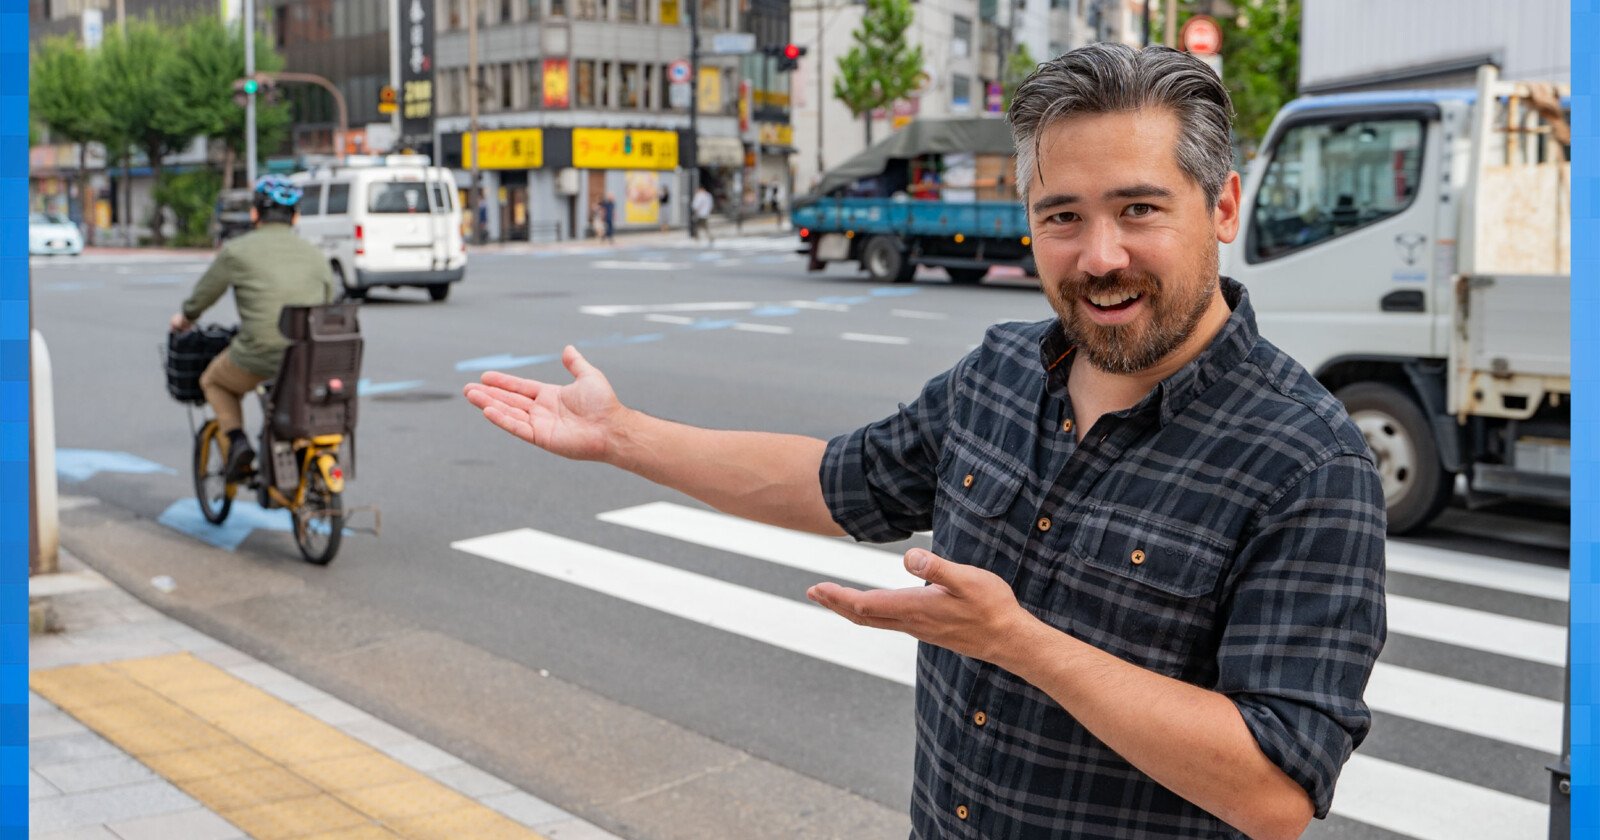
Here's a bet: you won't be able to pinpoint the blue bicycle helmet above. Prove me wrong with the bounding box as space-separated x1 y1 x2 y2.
253 175 303 213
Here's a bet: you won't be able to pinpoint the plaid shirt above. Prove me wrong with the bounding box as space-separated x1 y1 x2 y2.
821 279 1387 839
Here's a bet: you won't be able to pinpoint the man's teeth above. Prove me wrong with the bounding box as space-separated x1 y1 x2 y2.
1088 292 1142 307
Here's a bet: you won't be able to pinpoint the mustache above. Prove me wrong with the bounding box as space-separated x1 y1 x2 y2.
1063 270 1161 296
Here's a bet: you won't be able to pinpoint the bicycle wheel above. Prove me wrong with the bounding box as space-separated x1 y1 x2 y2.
293 469 344 565
192 420 233 524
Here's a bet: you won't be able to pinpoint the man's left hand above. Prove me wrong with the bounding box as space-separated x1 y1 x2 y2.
169 313 192 333
807 549 1035 666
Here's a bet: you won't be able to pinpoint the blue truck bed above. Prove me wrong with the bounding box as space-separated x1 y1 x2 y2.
793 197 1029 239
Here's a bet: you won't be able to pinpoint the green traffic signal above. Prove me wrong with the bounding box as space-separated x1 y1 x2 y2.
243 79 259 95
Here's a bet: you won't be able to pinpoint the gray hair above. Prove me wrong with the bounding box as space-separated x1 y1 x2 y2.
1008 43 1234 207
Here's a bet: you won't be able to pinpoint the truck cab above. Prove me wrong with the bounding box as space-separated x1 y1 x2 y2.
1224 68 1570 533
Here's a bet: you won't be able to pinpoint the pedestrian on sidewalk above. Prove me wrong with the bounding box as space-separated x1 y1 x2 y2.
600 193 617 244
690 185 715 246
464 43 1385 840
658 181 671 232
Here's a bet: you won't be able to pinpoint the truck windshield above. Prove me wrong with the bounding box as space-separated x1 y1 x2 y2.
1251 118 1424 261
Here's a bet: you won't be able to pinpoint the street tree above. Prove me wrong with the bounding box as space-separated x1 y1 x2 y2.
833 0 924 148
1001 43 1038 112
97 17 208 245
30 35 114 244
172 15 291 190
1216 0 1299 153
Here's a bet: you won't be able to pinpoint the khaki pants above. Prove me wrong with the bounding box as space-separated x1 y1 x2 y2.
199 351 266 436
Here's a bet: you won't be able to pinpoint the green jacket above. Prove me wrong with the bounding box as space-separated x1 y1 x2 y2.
182 223 335 378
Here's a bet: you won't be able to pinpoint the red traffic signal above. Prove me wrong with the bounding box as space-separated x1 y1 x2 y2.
783 43 801 60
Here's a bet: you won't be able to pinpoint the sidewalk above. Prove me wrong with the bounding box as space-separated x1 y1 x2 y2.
28 550 627 840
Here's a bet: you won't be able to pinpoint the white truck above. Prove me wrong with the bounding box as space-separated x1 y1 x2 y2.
1222 66 1570 533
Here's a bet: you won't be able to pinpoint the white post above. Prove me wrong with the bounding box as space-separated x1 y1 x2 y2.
30 331 58 575
245 0 258 186
389 0 402 146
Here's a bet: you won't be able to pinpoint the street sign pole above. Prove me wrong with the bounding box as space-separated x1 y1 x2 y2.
687 0 700 240
245 0 257 187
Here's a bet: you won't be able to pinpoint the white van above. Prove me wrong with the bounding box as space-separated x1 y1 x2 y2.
291 155 466 302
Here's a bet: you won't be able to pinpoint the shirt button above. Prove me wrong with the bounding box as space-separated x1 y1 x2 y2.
956 805 970 821
1131 549 1146 565
973 710 987 726
1062 418 1073 433
963 474 974 488
1037 517 1052 532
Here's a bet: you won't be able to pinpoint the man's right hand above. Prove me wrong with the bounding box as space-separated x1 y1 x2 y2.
462 345 628 463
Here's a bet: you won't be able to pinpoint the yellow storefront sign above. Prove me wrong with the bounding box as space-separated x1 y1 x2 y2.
571 128 679 171
697 67 722 115
661 0 680 25
462 129 544 169
758 123 794 147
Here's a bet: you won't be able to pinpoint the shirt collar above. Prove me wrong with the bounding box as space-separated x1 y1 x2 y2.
1035 277 1259 427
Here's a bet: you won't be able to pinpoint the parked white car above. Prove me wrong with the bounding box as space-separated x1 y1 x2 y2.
29 213 84 256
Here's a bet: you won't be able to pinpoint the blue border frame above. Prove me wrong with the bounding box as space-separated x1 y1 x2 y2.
3 2 26 837
1574 4 1595 837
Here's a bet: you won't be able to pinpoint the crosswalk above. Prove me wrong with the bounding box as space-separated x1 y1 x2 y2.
451 500 1565 840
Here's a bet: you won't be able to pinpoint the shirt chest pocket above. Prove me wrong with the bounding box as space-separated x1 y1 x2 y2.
1062 506 1231 678
932 434 1027 576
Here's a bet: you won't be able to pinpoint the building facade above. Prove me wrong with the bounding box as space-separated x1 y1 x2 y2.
789 0 1143 194
1300 0 1569 93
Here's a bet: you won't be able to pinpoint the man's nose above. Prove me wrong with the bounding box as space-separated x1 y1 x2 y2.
1077 220 1131 277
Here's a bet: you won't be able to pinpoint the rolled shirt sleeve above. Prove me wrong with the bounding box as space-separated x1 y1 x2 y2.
820 352 975 543
1216 452 1388 817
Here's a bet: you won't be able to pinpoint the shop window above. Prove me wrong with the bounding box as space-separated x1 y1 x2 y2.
502 64 516 109
699 0 720 29
619 0 639 21
527 0 542 19
599 62 613 108
952 74 972 111
621 63 642 108
576 60 597 107
500 0 514 22
952 16 971 58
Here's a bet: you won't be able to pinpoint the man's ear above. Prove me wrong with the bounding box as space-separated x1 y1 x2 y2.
1214 171 1242 245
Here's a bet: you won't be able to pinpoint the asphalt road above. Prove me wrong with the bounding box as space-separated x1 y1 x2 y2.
33 238 1570 840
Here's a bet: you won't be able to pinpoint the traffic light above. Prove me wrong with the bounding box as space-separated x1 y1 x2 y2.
765 43 807 72
231 74 280 107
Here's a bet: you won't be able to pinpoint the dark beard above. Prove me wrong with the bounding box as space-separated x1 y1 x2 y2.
1053 268 1217 375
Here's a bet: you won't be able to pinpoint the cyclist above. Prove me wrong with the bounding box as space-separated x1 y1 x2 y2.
169 175 335 480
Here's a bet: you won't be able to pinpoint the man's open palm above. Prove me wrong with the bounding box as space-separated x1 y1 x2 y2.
462 346 625 462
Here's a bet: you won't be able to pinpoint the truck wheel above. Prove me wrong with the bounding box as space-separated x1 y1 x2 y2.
427 283 450 302
333 262 365 301
948 267 987 285
863 237 914 283
1336 382 1455 534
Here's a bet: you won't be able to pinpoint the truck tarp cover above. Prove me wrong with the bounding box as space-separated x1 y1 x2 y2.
809 117 1016 198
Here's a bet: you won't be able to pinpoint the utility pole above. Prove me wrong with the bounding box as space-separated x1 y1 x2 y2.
686 0 700 239
389 0 401 146
245 0 257 187
468 0 483 244
1164 0 1176 47
1143 0 1151 47
815 0 824 179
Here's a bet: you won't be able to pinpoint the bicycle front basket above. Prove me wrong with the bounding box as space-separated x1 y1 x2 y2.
164 325 237 405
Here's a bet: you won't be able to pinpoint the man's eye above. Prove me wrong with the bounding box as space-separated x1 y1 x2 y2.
1047 212 1079 224
1125 204 1156 217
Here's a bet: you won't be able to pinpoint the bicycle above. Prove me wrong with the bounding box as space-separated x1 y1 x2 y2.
168 304 365 565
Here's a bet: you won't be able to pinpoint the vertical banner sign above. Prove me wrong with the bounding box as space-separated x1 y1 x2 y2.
1572 5 1596 837
624 172 661 225
660 0 680 25
543 59 571 109
3 10 27 836
400 0 436 150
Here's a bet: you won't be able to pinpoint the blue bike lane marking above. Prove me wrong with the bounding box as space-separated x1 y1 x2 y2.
56 449 176 482
157 499 296 551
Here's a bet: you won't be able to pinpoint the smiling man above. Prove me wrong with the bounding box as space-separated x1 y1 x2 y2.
465 43 1386 840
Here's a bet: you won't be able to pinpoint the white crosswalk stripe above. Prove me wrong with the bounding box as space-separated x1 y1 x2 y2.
454 499 1563 840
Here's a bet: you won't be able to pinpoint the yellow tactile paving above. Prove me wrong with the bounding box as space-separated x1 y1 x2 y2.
32 653 549 839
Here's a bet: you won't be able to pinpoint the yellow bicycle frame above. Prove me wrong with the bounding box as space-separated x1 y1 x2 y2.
263 433 345 509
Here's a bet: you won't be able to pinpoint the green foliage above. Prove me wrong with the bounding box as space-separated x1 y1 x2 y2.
833 0 924 145
31 35 113 149
1217 0 1299 151
171 15 291 182
154 169 223 248
1002 43 1038 112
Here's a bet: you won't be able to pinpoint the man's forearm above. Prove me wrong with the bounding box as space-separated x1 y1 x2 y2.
1001 617 1313 840
606 408 845 536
